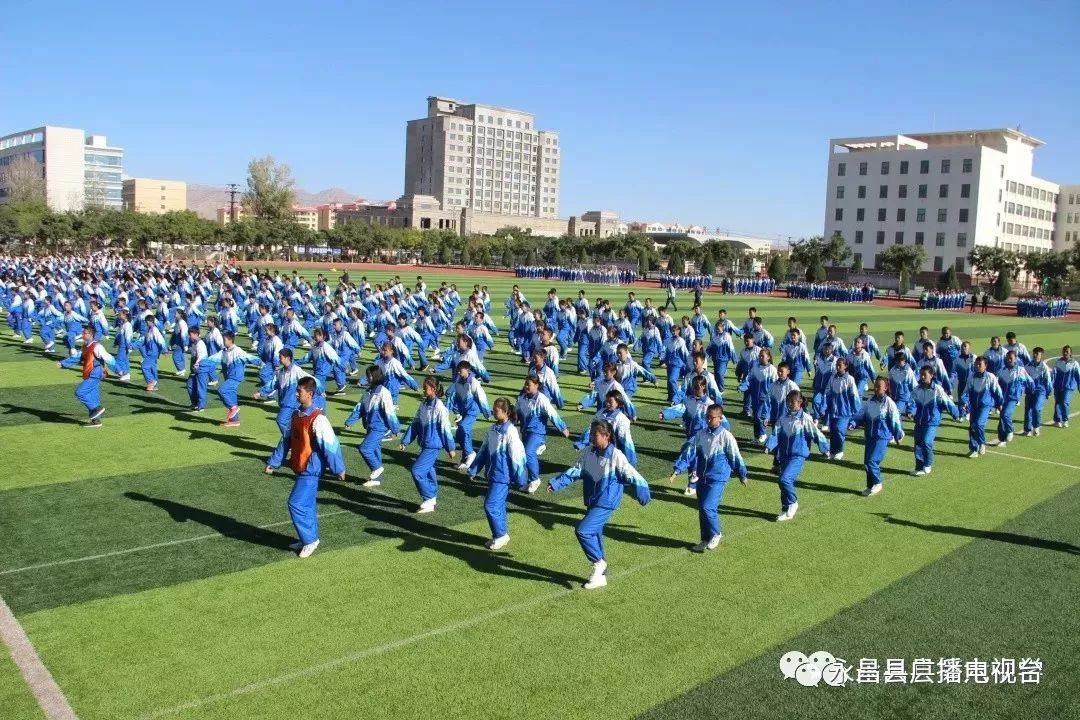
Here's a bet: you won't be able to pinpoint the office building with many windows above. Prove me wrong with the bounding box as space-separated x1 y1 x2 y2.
824 129 1061 275
1057 186 1080 248
0 126 123 211
404 96 560 219
122 178 187 214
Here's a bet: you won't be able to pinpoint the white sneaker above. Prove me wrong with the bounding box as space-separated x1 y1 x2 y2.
1006 432 1014 442
583 560 607 589
1033 427 1040 436
997 441 1007 448
464 452 476 468
756 434 767 444
968 450 979 458
979 444 987 455
369 467 384 482
456 462 470 471
692 533 722 552
362 479 382 487
923 466 932 476
118 374 131 382
820 425 830 433
527 479 542 494
298 539 320 558
913 469 926 476
486 534 510 551
683 486 697 497
44 343 54 351
1021 431 1032 437
1066 421 1071 428
416 498 437 514
833 452 844 461
776 502 798 522
536 443 547 456
175 370 186 377
861 484 882 497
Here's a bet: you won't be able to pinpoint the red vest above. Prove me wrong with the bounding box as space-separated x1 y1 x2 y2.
289 408 321 473
81 342 98 380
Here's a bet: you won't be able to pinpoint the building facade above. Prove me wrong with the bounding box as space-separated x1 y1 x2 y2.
216 205 323 230
404 96 561 219
1057 186 1080 248
122 178 187 214
824 129 1060 274
0 126 124 211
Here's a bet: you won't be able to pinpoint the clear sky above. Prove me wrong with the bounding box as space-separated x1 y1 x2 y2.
3 0 1077 240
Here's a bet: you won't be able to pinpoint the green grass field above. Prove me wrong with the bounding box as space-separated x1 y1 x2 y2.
1 271 1078 720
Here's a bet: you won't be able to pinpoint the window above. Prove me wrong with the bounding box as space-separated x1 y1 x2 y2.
939 184 949 198
897 208 906 222
856 208 865 221
1009 181 1017 193
853 252 862 267
915 231 925 245
877 208 886 221
941 159 950 173
955 257 966 272
881 161 890 175
858 162 867 176
920 160 930 174
837 162 847 176
959 208 969 223
960 183 970 198
934 256 943 272
835 208 844 221
857 185 866 199
855 230 864 244
957 232 967 247
918 184 928 199
937 209 948 222
879 185 888 199
962 158 973 173
836 185 845 199
935 232 945 246
876 231 885 245
916 208 926 222
895 231 904 244
899 160 909 175
898 184 908 199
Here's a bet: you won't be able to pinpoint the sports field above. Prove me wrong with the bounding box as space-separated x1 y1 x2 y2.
1 270 1078 720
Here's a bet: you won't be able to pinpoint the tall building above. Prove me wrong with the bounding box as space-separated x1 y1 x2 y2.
1057 186 1080 249
823 129 1061 275
404 96 561 219
122 178 187 214
0 126 124 211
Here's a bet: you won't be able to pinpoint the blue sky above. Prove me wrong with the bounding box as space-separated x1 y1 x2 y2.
3 0 1077 240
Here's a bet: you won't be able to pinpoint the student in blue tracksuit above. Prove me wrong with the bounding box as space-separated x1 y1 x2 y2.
111 308 133 380
1023 347 1053 436
60 301 88 357
847 338 876 396
185 327 213 411
661 325 691 403
686 404 748 551
811 343 838 423
984 336 1006 375
916 343 952 396
765 390 828 522
954 341 975 418
740 348 778 443
910 365 960 476
447 360 491 469
202 332 262 426
57 326 119 427
962 356 1004 457
548 419 651 589
400 376 457 513
674 351 723 406
528 350 565 408
296 328 347 395
995 350 1032 447
578 363 636 419
851 377 905 495
276 376 346 558
1052 345 1079 427
364 342 420 404
265 350 325 474
467 397 529 550
575 390 637 465
517 375 571 487
780 329 813 386
887 354 917 417
344 365 401 486
170 309 189 375
825 357 861 459
254 324 283 399
769 362 801 431
133 314 168 392
665 375 732 496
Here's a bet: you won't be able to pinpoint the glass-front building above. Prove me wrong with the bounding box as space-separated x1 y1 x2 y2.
0 126 124 210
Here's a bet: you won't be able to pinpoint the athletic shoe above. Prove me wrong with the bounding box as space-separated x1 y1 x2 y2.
207 380 218 387
913 469 926 476
84 419 103 429
861 484 882 497
756 434 767 444
362 479 382 487
333 387 347 395
464 452 476 468
190 407 204 413
221 420 240 428
820 425 830 433
583 560 608 590
692 534 722 553
683 486 697 497
527 479 542 494
776 502 798 522
1065 421 1070 428
118 374 131 382
89 406 106 421
1022 430 1033 437
486 535 510 551
43 343 54 351
348 369 359 377
1006 432 1014 443
536 443 547 455
967 450 979 458
1033 427 1040 436
369 467 384 481
456 461 470 471
175 370 186 377
22 337 33 344
382 431 396 443
289 541 302 550
833 452 844 461
979 444 987 455
298 540 320 558
997 441 1007 448
923 467 932 476
416 498 437 514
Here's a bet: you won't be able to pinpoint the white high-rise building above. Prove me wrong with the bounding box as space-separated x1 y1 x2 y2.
404 96 560 219
1057 186 1080 249
0 126 124 211
824 129 1060 275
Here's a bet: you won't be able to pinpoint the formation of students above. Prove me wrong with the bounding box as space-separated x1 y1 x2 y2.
786 282 876 303
920 289 969 310
1016 295 1071 318
515 265 637 284
719 277 776 295
5 252 1079 590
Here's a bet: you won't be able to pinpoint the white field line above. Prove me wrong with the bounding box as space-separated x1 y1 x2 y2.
0 594 78 720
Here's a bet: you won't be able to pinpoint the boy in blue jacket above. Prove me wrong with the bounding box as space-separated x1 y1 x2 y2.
852 377 905 495
686 404 748 552
467 397 529 551
400 376 457 513
344 365 401 486
1023 347 1053 436
910 365 960 476
1052 345 1079 428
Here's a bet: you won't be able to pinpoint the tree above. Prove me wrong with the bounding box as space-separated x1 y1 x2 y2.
438 244 451 265
767 253 788 281
700 247 715 275
878 244 928 281
825 232 852 266
638 249 649 277
851 254 864 273
460 243 472 265
501 245 515 267
667 248 685 274
942 266 960 290
1022 250 1071 294
242 156 296 221
992 270 1012 301
0 155 46 204
968 246 1022 283
806 257 826 282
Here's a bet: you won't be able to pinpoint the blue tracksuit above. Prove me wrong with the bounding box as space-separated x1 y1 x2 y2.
401 397 456 501
575 408 637 464
447 373 491 458
765 409 828 512
688 425 748 540
996 365 1032 441
268 365 325 468
280 407 346 545
516 391 568 482
203 345 262 420
468 420 529 539
1052 357 1080 423
852 394 905 488
344 384 401 474
740 362 778 438
911 382 960 471
186 339 212 409
1023 361 1052 432
549 444 651 563
135 325 167 385
59 341 119 415
257 335 284 396
825 372 862 455
963 372 1004 452
888 365 917 416
811 355 837 418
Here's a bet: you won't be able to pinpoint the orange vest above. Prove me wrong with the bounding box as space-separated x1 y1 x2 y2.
81 342 98 380
289 408 321 473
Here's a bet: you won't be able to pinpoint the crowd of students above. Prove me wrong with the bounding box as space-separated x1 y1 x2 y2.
786 282 876 303
3 252 1078 590
920 289 969 310
1017 295 1071 318
718 277 776 295
514 265 637 284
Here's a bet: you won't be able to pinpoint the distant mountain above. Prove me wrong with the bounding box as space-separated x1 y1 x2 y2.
185 183 362 220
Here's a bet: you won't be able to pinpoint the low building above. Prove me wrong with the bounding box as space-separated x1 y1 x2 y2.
122 178 187 214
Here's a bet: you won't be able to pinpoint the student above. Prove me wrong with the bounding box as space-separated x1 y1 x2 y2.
202 331 262 426
885 331 914 370
684 404 748 552
57 326 119 427
735 334 759 415
1052 345 1079 428
765 390 828 522
276 376 346 559
170 309 189 375
548 419 652 589
851 377 905 496
113 308 133 382
740 348 778 443
578 363 636 419
575 390 637 465
448 360 492 469
910 365 961 476
661 324 691 403
614 343 656 396
954 341 975 419
825 357 861 459
265 349 324 474
768 361 801 431
467 397 529 550
134 314 168 392
186 327 213 412
811 342 838 424
984 336 1005 375
888 353 917 417
400 376 457 513
780 329 813 386
995 350 1032 447
1004 332 1032 366
962 357 1004 458
344 365 401 486
528 349 565 408
364 342 420 404
846 338 875 396
517 376 571 490
665 375 730 496
1022 347 1053 437
916 343 951 395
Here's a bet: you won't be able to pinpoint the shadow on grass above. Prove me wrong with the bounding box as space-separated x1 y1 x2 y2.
875 513 1080 555
0 402 83 425
124 491 295 550
169 425 270 452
